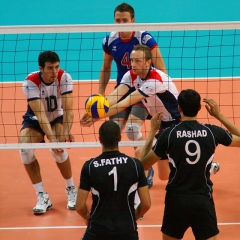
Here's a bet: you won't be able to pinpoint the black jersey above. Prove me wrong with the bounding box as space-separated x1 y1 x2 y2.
79 151 147 235
153 121 232 198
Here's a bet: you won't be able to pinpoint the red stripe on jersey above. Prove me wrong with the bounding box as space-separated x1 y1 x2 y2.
57 69 64 86
146 69 163 83
26 72 41 88
120 32 135 42
130 69 138 85
104 50 112 56
150 44 158 51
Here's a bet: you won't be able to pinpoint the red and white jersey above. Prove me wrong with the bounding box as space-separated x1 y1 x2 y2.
22 69 73 122
120 68 180 122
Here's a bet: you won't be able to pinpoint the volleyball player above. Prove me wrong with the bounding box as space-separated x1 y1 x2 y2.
99 2 167 188
19 51 77 215
76 121 151 240
141 89 240 240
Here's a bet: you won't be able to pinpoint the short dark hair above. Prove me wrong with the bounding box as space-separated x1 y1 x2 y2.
38 51 60 68
99 121 120 148
114 2 135 19
133 44 152 60
178 89 201 117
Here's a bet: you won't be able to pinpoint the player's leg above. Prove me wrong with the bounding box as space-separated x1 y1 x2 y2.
127 105 154 188
19 120 52 214
52 120 77 210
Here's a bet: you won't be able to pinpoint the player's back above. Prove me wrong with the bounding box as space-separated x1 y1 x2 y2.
81 150 146 234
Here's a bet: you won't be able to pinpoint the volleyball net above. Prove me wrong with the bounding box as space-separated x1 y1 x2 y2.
0 22 240 149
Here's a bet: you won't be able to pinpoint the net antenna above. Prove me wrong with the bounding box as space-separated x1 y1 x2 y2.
1 22 240 149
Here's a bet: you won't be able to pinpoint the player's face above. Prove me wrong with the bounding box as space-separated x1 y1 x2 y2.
130 50 151 77
114 11 135 38
39 62 60 84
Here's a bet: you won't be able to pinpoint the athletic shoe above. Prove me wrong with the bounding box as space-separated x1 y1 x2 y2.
211 162 220 174
65 186 77 210
33 192 52 215
147 167 154 188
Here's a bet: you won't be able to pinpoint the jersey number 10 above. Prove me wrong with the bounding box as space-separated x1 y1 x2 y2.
45 96 57 112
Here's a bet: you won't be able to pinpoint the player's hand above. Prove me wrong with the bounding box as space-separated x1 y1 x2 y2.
150 112 162 132
203 98 221 117
80 113 97 127
49 136 64 156
65 133 75 142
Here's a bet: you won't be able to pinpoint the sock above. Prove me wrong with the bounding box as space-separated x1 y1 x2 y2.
65 177 74 188
33 182 45 193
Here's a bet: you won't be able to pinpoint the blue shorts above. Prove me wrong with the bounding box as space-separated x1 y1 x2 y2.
20 115 63 136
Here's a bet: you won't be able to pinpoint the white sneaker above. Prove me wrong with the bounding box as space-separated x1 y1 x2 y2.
210 162 220 174
33 192 52 215
65 186 77 210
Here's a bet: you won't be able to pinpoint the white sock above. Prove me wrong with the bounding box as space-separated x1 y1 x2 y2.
33 182 45 193
65 177 74 188
134 191 141 209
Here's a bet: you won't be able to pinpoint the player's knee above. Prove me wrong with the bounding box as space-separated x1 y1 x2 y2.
50 149 68 163
125 123 142 141
19 149 36 164
113 120 125 132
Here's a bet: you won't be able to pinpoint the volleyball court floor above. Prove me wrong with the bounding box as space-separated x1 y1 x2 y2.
0 80 240 240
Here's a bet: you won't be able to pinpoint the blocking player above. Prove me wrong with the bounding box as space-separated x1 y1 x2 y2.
99 2 167 188
19 51 77 215
141 89 240 240
76 120 151 240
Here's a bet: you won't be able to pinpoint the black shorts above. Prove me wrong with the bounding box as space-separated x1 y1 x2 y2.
21 115 63 136
161 193 219 240
81 229 139 240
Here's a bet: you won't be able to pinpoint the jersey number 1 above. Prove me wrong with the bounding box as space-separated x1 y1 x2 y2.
108 166 117 191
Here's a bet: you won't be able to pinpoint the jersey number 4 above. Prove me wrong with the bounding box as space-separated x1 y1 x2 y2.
121 52 131 69
45 96 57 112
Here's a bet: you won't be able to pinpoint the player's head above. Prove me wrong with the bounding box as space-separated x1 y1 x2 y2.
114 3 135 38
99 121 121 150
38 51 60 83
130 44 152 76
178 89 201 117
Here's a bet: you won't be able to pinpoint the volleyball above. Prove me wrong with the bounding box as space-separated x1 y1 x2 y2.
85 94 110 118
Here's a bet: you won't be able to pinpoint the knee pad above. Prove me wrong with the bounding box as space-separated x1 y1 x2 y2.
113 120 125 132
20 149 36 164
125 123 142 141
50 149 68 163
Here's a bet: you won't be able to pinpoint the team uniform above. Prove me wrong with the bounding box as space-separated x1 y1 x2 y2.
103 31 158 120
120 67 181 126
152 121 232 239
21 70 73 135
79 151 148 240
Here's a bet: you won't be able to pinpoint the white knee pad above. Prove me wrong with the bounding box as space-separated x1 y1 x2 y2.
113 120 125 132
50 149 68 163
20 149 36 164
125 123 142 141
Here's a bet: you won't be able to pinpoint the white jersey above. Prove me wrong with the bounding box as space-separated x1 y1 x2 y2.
120 68 180 122
22 69 73 122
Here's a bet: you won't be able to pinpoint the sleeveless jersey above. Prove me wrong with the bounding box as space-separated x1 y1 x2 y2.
102 31 158 85
22 70 73 123
120 67 180 122
79 150 147 235
153 121 232 198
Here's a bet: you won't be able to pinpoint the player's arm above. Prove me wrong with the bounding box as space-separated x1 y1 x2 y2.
62 92 74 142
98 53 113 95
75 188 90 225
106 84 130 106
151 46 167 74
135 185 151 220
105 90 145 118
141 113 162 170
28 99 56 142
204 98 240 136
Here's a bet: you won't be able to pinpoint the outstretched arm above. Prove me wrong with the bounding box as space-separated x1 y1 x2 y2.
203 98 240 136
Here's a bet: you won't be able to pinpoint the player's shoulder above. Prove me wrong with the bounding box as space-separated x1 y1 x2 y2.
25 71 41 85
103 32 119 45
